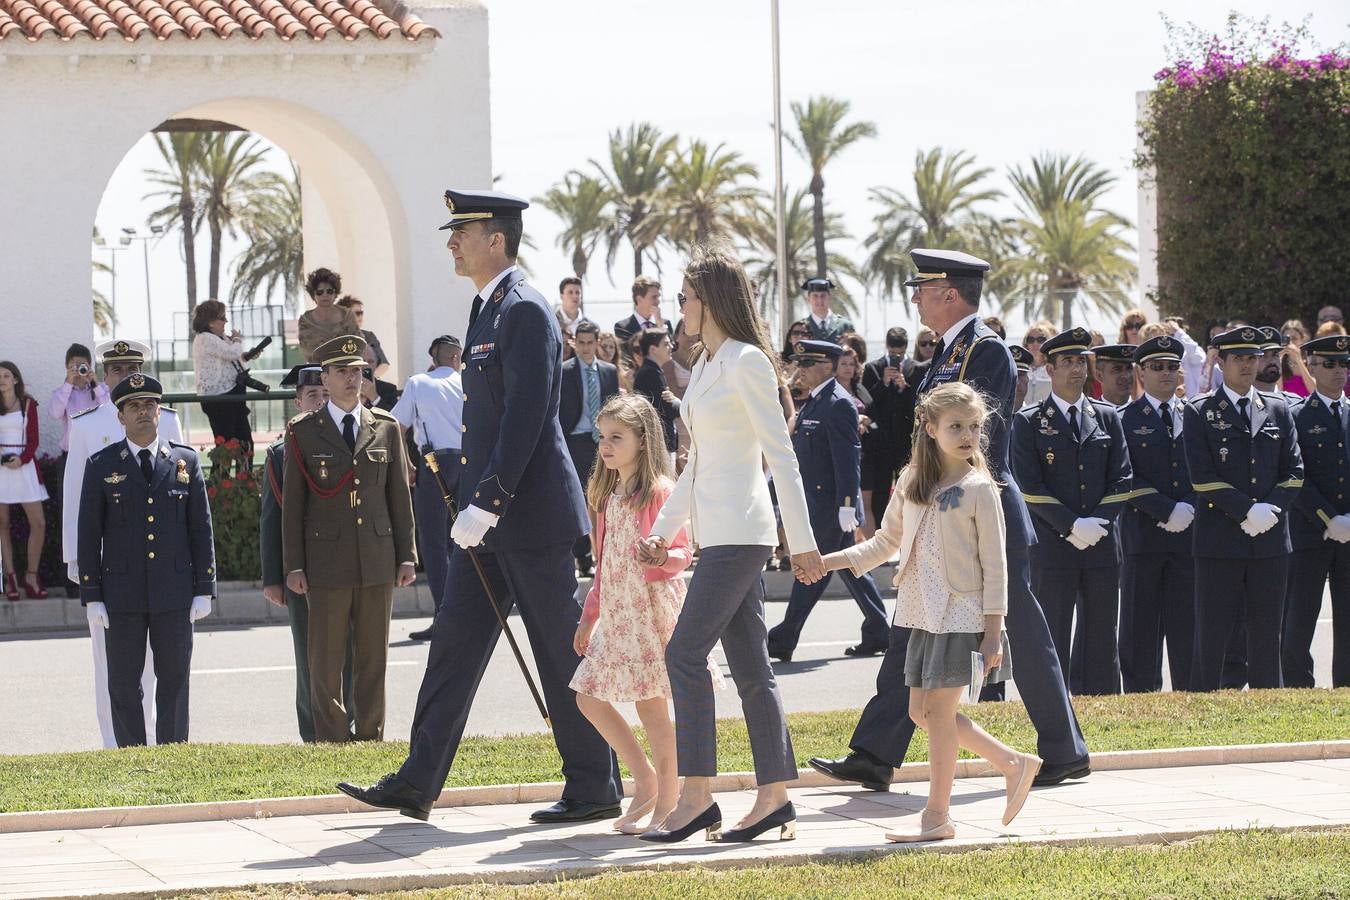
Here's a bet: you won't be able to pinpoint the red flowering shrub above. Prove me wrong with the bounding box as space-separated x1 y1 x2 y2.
205 440 261 580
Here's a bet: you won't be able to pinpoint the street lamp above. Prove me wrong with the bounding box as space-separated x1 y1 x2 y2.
92 231 132 328
122 225 165 358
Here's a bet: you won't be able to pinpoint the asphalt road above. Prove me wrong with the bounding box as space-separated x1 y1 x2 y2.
0 592 1337 755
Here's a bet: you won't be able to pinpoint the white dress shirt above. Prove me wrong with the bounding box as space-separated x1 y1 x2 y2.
393 366 464 450
1144 392 1184 436
478 265 517 303
1051 391 1087 426
327 400 362 437
1222 383 1258 433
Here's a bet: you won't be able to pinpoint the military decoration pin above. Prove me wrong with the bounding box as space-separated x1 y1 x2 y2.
1219 447 1229 462
1046 450 1055 465
176 459 189 483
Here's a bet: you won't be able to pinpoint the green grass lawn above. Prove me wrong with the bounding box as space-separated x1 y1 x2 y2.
179 828 1350 899
1 688 1345 814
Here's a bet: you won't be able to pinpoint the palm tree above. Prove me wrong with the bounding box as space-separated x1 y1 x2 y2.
652 140 759 254
197 133 273 301
90 229 116 334
536 172 610 280
787 95 877 279
144 132 210 315
590 122 678 277
863 147 1003 301
230 164 304 314
741 187 862 321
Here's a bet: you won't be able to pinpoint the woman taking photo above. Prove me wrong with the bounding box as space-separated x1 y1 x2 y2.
637 243 823 844
192 299 262 454
297 268 359 363
0 361 49 600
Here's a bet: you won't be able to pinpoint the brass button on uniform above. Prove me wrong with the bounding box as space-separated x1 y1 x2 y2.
147 533 155 541
462 425 467 432
493 499 501 507
357 517 364 525
147 515 154 523
462 457 468 465
147 498 154 505
148 551 155 559
354 478 361 486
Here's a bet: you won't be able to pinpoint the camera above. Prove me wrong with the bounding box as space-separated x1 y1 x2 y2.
232 362 271 393
76 363 90 376
0 454 17 464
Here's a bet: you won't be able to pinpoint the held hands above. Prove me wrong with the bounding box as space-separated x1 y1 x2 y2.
286 570 309 595
791 549 826 585
189 596 212 622
262 585 286 607
1158 501 1196 533
838 506 858 533
1069 517 1110 548
451 505 499 549
86 601 109 630
395 562 417 587
573 618 596 657
1325 514 1350 544
637 535 669 566
1241 503 1281 537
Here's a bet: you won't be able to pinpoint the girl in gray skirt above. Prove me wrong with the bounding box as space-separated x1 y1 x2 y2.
819 382 1042 842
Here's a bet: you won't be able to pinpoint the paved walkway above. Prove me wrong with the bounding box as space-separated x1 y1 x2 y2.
4 759 1349 898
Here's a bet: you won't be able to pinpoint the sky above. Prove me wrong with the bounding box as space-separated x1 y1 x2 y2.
94 0 1350 358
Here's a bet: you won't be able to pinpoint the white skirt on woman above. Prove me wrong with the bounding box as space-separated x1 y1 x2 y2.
0 410 48 503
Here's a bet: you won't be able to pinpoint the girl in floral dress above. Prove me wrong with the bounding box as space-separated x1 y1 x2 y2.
572 394 723 834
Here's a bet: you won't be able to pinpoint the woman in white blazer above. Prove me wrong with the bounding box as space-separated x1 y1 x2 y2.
637 245 824 845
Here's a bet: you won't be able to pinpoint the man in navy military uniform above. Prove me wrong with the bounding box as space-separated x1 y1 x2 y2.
1185 326 1303 691
1011 344 1034 409
809 249 1091 792
767 340 889 661
78 374 215 747
1117 336 1196 692
801 278 855 343
1012 328 1132 696
1285 334 1350 687
339 189 621 822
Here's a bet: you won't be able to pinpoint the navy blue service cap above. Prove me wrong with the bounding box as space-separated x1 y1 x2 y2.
1092 343 1136 364
110 372 163 408
280 365 324 388
1258 326 1286 351
1041 327 1094 358
1010 345 1034 373
1209 326 1264 355
439 189 529 230
792 339 844 363
904 249 991 287
1302 334 1350 361
801 277 835 292
1134 335 1184 364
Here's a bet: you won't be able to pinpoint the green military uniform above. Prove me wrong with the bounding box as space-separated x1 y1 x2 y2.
282 336 416 742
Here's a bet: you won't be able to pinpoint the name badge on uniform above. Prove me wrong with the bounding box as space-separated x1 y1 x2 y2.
799 418 820 429
470 342 495 361
176 459 189 483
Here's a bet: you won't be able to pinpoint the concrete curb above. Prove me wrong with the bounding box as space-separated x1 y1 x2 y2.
4 739 1347 835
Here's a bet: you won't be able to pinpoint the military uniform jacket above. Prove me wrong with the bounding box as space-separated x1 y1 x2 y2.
805 313 855 345
1183 389 1303 559
282 404 416 588
794 377 864 532
260 439 287 590
77 439 215 611
1119 395 1194 556
1012 397 1132 568
918 316 1035 550
1290 393 1350 551
461 269 589 550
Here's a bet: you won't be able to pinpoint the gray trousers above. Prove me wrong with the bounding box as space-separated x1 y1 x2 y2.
666 544 797 785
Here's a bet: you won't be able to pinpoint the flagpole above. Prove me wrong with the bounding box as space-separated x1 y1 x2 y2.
771 0 790 338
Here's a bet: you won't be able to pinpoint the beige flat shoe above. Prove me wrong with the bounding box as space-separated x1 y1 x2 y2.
884 817 956 843
1003 753 1043 826
612 795 657 834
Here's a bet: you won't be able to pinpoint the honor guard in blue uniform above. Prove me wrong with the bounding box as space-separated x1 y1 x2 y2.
809 249 1090 793
1185 326 1303 691
340 189 621 823
801 278 855 343
1285 334 1350 687
767 340 889 660
78 374 215 747
1012 328 1132 696
1117 336 1196 692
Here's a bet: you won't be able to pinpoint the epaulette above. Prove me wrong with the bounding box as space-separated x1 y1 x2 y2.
288 409 319 428
70 404 101 420
1191 390 1216 402
369 406 396 420
160 407 178 416
1089 398 1119 414
168 441 195 452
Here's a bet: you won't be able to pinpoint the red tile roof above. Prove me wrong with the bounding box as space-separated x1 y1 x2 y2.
0 0 438 42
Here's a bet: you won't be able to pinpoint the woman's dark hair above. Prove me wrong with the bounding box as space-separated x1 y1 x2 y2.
839 331 867 364
781 319 810 362
65 342 92 365
305 267 342 298
191 299 227 334
0 360 28 410
336 294 361 309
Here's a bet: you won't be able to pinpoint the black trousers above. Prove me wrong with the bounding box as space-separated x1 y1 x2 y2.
1284 543 1350 687
412 451 458 611
200 385 254 455
767 526 889 653
1192 556 1287 691
1034 564 1121 695
564 433 598 563
399 541 621 804
1119 552 1195 692
105 610 193 746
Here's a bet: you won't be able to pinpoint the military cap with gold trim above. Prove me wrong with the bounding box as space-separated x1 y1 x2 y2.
438 188 529 230
1134 334 1184 364
904 248 991 287
1209 326 1264 355
280 364 324 388
1258 325 1287 351
96 338 150 365
1010 345 1034 373
1302 334 1350 361
1041 327 1094 358
1092 343 1137 364
313 334 368 367
110 372 162 408
791 339 844 364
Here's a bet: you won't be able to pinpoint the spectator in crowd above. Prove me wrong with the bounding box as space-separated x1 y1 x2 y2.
780 320 811 365
983 316 1007 339
835 340 874 524
1092 345 1137 406
615 276 672 343
392 335 465 641
191 299 262 455
802 278 854 343
861 327 920 531
336 296 390 379
914 326 939 363
1022 320 1055 405
1011 345 1034 408
0 361 48 600
1317 305 1344 328
1117 309 1147 344
556 277 585 355
597 330 621 366
664 319 696 473
560 320 620 577
297 268 360 363
1280 319 1313 397
1318 320 1348 337
632 328 680 464
49 343 108 455
1153 318 1206 399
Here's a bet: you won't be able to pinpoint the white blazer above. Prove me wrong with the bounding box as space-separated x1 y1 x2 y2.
652 339 815 553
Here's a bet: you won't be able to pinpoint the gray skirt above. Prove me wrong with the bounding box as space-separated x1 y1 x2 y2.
904 629 1013 690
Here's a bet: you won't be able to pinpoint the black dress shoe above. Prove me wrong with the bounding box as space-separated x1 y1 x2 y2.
808 751 892 792
337 773 432 821
529 798 622 823
767 644 793 663
718 801 796 842
1032 756 1091 787
844 641 888 657
407 627 434 642
638 803 722 843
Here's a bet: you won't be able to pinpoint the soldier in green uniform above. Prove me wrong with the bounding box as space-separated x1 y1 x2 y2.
283 336 417 742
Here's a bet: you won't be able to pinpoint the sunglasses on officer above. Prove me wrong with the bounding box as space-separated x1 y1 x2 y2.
1316 359 1350 370
1144 361 1182 372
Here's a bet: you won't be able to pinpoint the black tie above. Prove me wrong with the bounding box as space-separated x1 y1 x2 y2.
468 294 484 330
139 448 154 484
342 413 356 453
1237 397 1251 432
1067 405 1081 442
1332 401 1343 436
1160 402 1174 439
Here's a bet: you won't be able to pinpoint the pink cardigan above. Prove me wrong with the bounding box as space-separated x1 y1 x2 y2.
581 482 692 625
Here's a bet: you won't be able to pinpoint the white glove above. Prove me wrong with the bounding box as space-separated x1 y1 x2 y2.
1326 514 1350 543
1241 503 1280 536
67 561 79 583
1159 502 1195 533
1066 532 1091 550
838 506 858 533
451 505 500 549
86 601 108 630
189 596 212 622
1070 517 1110 547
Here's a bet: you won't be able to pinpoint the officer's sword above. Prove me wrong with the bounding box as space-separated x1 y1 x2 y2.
423 451 551 729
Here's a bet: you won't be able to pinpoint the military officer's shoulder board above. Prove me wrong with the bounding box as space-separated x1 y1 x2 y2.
168 441 195 453
368 406 397 422
288 409 319 429
71 404 100 420
160 407 178 416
